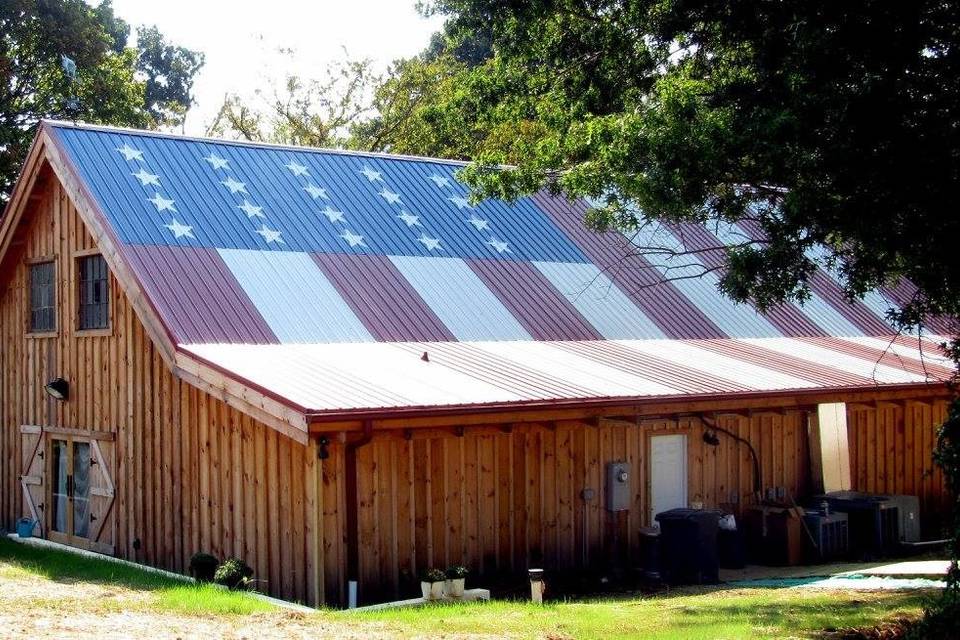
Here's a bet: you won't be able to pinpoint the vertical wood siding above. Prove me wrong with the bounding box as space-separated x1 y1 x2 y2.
0 183 338 604
349 411 812 603
847 399 951 532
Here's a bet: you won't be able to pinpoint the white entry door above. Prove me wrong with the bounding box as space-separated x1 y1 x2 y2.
650 434 688 524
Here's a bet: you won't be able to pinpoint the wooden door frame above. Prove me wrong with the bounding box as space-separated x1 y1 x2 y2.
46 433 91 548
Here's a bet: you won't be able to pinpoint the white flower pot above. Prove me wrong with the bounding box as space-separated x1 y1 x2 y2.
444 578 466 598
430 581 445 600
421 581 432 600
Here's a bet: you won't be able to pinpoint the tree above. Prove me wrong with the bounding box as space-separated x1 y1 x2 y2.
421 2 960 635
207 54 379 148
0 0 203 201
422 1 960 334
135 25 205 129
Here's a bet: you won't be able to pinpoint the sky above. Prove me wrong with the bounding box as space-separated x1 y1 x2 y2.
107 0 445 135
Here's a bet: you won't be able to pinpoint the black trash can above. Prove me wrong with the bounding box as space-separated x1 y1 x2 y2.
655 508 721 584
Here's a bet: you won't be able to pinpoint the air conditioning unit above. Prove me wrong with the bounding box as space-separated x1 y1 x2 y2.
802 510 849 562
877 494 921 543
810 491 900 559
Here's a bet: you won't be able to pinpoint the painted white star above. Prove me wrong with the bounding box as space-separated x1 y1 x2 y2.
379 188 401 205
304 184 328 199
116 144 144 161
285 161 309 177
486 238 511 254
163 219 194 239
397 210 421 227
321 206 345 223
339 229 366 247
428 174 450 188
359 166 383 182
418 234 442 251
204 153 229 170
466 215 489 231
221 177 247 194
448 195 473 209
132 168 160 187
238 200 264 218
148 193 176 212
255 225 283 244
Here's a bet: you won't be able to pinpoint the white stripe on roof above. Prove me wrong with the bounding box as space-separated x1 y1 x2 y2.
622 339 812 389
475 341 680 397
532 261 666 339
218 249 373 343
389 255 532 341
739 337 926 384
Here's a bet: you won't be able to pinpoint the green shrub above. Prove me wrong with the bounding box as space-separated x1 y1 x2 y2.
213 558 254 590
188 552 219 583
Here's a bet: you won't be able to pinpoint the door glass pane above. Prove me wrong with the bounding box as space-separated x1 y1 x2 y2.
72 442 91 539
51 440 69 533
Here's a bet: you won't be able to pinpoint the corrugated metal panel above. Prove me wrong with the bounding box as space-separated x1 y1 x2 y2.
181 336 949 414
218 248 373 343
742 337 928 384
624 339 813 390
125 244 278 344
311 252 455 342
669 221 827 337
626 223 781 338
466 259 602 341
532 261 666 339
389 255 531 341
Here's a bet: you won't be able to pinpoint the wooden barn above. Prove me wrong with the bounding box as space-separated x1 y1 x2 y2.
0 121 954 606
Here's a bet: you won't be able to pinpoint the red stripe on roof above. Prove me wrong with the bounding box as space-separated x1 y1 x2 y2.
311 252 455 342
552 341 752 394
125 244 278 344
466 258 602 341
694 339 875 386
532 194 726 339
800 336 954 378
667 222 826 337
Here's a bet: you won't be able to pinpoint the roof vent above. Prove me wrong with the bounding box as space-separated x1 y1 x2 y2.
421 351 430 362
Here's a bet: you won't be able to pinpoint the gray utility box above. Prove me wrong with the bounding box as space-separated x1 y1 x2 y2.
606 461 631 511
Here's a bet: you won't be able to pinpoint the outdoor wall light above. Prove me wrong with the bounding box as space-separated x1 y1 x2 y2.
44 377 69 401
702 431 721 446
318 436 330 460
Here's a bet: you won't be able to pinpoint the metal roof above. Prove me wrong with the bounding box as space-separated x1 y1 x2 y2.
44 121 955 416
181 336 953 416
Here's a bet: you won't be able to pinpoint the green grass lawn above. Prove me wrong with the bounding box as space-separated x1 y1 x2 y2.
0 537 274 616
0 536 936 639
344 589 929 639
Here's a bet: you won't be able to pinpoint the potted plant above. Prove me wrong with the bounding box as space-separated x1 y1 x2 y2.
445 565 468 598
421 568 446 600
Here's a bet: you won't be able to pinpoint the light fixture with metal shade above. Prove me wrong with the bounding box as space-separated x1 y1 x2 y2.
43 377 69 401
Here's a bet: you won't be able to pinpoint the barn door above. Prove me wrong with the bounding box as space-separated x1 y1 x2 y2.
19 425 44 536
88 439 116 554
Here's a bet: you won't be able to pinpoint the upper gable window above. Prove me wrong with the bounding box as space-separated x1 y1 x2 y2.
29 261 56 333
78 255 109 330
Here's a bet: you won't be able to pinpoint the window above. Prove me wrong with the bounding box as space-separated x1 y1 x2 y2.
78 255 109 330
29 261 56 333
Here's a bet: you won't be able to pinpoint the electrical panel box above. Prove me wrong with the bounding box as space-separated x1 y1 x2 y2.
606 461 631 511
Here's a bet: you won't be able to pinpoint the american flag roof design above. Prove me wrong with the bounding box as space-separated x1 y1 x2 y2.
43 122 954 416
